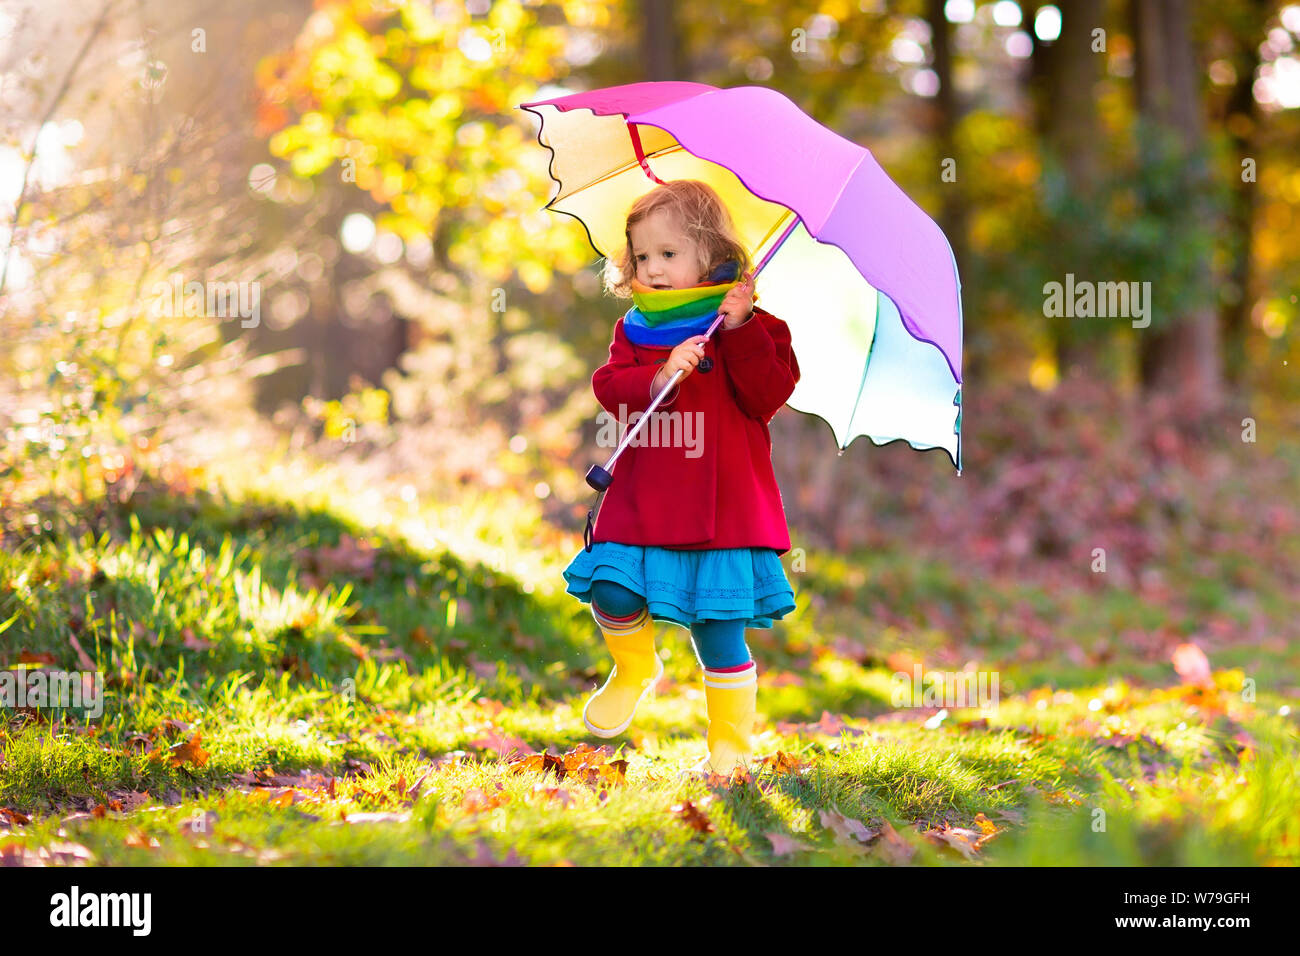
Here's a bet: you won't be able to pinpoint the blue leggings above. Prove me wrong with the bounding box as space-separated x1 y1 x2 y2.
589 580 751 670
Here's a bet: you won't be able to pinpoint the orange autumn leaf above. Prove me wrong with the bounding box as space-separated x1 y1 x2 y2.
669 798 715 834
530 783 573 807
124 829 160 849
921 822 997 859
600 758 628 786
460 787 511 815
508 751 567 781
756 750 808 775
0 807 32 826
169 733 209 768
14 651 58 665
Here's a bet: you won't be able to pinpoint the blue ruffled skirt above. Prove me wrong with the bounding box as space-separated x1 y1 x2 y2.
562 541 797 629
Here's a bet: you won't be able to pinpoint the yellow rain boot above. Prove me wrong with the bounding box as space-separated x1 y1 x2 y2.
583 605 663 738
688 661 757 777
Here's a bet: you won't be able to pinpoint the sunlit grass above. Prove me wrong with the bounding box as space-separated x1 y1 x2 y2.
2 439 1299 866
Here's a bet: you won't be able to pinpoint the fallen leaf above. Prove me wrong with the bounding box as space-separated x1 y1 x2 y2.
531 784 573 807
765 832 813 856
992 806 1025 824
14 651 58 665
124 829 160 850
460 787 511 815
508 751 568 781
818 805 876 845
168 733 209 768
756 750 808 775
921 823 994 859
872 821 916 864
669 798 715 834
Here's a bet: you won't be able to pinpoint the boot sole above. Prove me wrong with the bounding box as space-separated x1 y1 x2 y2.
583 656 664 738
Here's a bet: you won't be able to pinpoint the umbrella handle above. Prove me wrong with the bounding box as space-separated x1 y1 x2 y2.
584 213 803 494
585 309 726 491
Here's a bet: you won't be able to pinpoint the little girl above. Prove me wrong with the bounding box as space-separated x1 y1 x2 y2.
562 179 801 778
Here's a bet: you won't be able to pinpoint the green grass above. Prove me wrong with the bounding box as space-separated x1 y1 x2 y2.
2 465 1298 866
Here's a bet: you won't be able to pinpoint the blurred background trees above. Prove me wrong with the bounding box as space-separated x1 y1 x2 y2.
1 0 1297 550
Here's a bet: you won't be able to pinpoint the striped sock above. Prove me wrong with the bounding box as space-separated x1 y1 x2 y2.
709 660 754 673
592 601 651 633
702 660 757 688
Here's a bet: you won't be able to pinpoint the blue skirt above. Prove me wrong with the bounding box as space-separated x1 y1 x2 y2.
562 541 797 630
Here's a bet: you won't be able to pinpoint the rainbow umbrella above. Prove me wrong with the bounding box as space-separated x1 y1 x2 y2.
517 81 964 475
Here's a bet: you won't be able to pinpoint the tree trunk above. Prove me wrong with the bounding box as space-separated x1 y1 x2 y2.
1030 0 1106 380
640 0 680 80
1220 0 1269 387
925 0 969 288
1130 0 1223 420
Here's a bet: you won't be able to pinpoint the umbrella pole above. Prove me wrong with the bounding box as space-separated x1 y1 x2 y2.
585 214 803 492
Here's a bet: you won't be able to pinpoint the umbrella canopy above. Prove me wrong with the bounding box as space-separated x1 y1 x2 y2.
518 81 963 474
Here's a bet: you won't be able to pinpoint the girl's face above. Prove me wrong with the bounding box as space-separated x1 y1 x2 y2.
629 208 705 291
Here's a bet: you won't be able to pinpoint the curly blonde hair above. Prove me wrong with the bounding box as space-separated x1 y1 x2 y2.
602 179 751 298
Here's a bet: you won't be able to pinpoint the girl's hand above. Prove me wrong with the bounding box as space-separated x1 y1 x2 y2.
653 335 709 391
719 272 755 329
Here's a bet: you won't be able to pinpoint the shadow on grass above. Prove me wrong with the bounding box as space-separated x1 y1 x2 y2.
0 481 599 706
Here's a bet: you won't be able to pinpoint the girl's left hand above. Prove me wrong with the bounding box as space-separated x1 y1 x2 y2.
719 272 755 329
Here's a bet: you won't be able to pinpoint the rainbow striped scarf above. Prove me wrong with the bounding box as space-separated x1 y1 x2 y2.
622 260 741 347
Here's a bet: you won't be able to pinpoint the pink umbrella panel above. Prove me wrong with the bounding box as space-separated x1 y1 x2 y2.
519 81 963 473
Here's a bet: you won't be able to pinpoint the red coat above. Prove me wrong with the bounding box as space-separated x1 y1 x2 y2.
589 306 801 554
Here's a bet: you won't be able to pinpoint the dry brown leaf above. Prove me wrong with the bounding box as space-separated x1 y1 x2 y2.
169 732 209 768
756 750 808 775
921 823 995 859
670 798 715 834
993 806 1025 824
765 832 814 856
14 651 58 665
0 807 32 827
508 751 568 781
818 806 877 845
531 784 574 807
872 821 916 864
460 787 511 815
